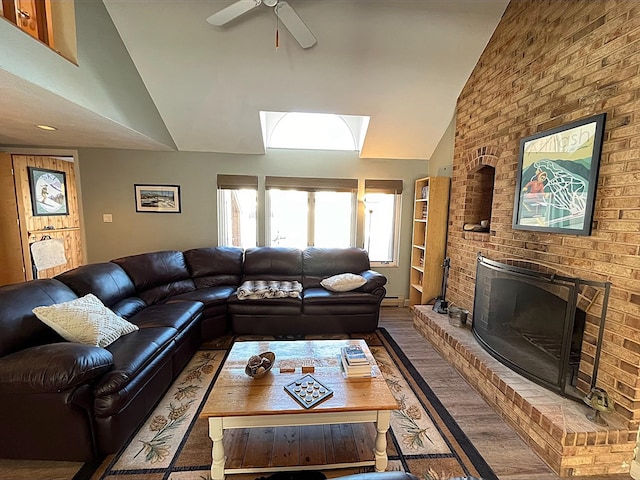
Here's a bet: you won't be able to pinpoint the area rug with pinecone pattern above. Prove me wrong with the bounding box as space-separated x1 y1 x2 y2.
92 329 497 480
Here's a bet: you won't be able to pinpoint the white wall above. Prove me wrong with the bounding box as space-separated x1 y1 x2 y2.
428 113 455 177
77 147 428 298
0 0 174 147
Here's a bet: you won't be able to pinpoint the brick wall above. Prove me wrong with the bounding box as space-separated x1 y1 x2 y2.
448 0 640 428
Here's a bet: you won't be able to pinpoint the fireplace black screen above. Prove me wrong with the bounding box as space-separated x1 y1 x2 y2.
472 256 589 401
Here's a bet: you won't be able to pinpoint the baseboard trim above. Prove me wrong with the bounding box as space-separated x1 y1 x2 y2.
381 296 405 307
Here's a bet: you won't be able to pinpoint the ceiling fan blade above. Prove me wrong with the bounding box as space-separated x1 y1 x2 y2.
207 0 261 26
274 1 316 49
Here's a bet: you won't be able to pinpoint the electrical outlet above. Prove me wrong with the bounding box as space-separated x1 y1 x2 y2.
103 214 113 223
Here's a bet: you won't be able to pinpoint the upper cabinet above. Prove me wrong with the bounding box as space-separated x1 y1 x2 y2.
1 0 78 63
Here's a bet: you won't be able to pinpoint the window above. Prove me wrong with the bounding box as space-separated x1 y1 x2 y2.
268 189 308 247
217 175 257 248
266 176 357 248
364 179 403 266
260 111 370 152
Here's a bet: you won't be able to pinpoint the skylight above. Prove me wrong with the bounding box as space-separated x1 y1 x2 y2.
260 111 370 152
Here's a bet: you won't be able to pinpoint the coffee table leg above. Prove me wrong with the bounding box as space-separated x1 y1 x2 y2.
374 410 391 472
209 417 225 480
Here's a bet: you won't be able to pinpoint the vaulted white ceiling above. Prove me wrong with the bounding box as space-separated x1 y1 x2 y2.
0 0 509 159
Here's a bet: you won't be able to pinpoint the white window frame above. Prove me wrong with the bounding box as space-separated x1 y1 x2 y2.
364 180 403 268
266 188 357 248
265 177 358 246
217 175 258 248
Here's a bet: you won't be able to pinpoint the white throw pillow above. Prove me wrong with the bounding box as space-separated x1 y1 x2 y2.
33 294 138 347
321 273 367 292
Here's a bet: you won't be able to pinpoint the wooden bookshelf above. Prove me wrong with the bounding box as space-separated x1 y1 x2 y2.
409 176 450 305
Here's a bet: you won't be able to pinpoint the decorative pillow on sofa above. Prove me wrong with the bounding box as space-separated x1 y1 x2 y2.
33 294 139 347
320 273 367 292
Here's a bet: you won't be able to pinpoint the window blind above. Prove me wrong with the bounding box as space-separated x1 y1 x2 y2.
217 174 258 189
265 176 358 192
364 179 403 194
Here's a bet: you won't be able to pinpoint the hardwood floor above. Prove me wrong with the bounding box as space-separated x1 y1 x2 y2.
0 307 633 480
379 307 633 480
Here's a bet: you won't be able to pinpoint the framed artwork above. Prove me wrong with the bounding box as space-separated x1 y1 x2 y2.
134 184 181 213
28 167 69 216
512 113 606 235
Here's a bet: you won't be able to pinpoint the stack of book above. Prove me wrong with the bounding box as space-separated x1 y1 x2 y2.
341 345 372 377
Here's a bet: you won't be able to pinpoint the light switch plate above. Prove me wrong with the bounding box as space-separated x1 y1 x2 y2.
103 214 113 223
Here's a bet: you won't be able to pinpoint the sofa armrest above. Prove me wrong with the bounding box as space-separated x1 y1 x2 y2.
358 269 387 293
0 343 113 393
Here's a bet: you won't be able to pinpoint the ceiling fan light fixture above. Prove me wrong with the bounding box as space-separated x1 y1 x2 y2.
206 0 261 26
274 1 316 49
35 124 57 131
207 0 316 49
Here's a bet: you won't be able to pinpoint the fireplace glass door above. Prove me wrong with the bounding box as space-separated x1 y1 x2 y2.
472 256 585 400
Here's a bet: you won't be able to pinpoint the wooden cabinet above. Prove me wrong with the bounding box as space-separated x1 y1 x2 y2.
0 153 84 286
409 176 450 306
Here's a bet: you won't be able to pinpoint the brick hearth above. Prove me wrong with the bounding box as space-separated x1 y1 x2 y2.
412 306 637 477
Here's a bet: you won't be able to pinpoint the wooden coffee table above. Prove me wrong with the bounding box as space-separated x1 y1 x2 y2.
200 339 398 480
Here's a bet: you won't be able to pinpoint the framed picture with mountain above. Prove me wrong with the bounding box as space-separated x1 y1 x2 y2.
513 113 606 236
134 184 181 213
28 167 69 216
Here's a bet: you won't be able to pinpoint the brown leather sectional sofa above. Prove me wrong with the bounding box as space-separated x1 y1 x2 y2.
0 246 386 462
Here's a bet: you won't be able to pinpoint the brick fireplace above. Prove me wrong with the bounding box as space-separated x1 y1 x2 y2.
413 306 636 477
412 0 640 476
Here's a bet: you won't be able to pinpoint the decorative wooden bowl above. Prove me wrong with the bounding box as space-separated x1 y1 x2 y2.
245 351 275 378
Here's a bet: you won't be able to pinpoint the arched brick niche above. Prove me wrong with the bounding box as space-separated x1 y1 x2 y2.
462 148 499 229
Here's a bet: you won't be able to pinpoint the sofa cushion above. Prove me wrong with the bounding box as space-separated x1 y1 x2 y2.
303 247 371 288
321 273 367 292
112 250 195 304
128 301 203 331
184 247 243 288
242 247 303 282
303 287 382 305
168 286 237 306
228 294 302 315
110 297 147 319
33 294 139 348
94 327 177 397
0 279 78 357
0 343 113 393
55 263 136 308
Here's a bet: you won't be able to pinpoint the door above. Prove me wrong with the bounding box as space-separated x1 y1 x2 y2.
11 154 84 281
0 153 26 285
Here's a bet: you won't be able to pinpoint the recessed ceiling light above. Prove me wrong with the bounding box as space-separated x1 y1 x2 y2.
35 124 57 131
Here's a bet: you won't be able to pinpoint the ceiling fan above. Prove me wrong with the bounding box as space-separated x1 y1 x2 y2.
206 0 317 49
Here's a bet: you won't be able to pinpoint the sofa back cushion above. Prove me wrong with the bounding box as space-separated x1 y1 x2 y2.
112 250 195 305
0 279 77 357
184 247 243 288
56 263 137 308
243 247 303 282
303 247 371 288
